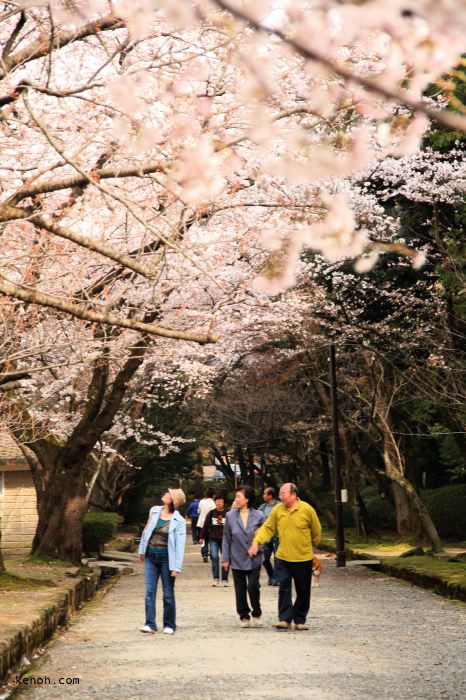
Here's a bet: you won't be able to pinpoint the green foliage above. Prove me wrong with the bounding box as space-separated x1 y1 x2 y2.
359 485 466 539
424 55 466 151
82 512 119 554
359 486 397 530
422 485 466 540
429 423 465 480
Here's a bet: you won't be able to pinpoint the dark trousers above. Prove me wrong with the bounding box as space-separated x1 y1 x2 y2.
274 558 312 624
262 537 278 582
232 566 262 620
190 517 199 543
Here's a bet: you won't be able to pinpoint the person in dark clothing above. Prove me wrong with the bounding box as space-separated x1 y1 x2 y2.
258 486 280 585
197 487 216 562
199 494 229 587
186 497 200 543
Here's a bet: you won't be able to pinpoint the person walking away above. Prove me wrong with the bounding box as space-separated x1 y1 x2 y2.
186 497 201 544
199 494 229 586
248 483 322 631
222 485 264 627
258 486 280 586
139 488 186 634
197 487 216 563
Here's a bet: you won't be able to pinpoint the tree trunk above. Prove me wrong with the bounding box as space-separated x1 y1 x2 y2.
391 482 421 539
387 473 444 553
300 468 336 527
122 463 151 524
24 334 149 563
377 396 444 553
319 436 331 487
358 353 444 553
32 463 88 563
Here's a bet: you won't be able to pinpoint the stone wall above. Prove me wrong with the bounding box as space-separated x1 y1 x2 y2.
0 572 100 683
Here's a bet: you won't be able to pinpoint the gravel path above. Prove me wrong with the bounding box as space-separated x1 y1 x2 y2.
14 544 466 700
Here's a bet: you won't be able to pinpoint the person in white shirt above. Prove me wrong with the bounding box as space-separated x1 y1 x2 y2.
196 487 216 562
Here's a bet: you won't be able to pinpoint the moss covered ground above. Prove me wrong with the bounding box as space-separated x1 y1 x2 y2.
319 530 466 601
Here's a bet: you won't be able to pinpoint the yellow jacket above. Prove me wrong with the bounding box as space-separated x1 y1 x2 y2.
253 500 321 562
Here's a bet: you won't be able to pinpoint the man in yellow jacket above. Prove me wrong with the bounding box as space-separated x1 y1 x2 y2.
248 483 322 630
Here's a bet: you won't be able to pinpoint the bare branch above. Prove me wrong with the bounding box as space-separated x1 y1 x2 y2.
0 276 218 344
7 162 165 205
0 13 124 78
1 9 26 63
212 0 466 133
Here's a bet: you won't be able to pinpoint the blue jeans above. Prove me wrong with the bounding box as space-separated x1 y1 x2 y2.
209 539 228 581
201 535 209 560
144 551 176 631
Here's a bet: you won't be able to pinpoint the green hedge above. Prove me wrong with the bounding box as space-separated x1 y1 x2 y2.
359 486 397 530
358 484 466 539
82 512 119 555
422 484 466 540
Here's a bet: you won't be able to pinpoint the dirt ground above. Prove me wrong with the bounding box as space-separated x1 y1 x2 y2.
9 543 466 700
0 559 81 645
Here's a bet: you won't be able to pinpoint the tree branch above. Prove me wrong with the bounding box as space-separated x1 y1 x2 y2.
0 205 158 279
7 162 165 205
0 276 218 344
1 10 26 63
0 14 124 78
212 0 466 133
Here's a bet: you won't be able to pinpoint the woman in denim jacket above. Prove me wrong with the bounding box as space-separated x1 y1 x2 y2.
138 488 186 634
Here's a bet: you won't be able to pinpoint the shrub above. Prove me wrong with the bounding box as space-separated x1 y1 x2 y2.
359 486 396 530
422 484 466 540
82 512 119 555
312 488 357 528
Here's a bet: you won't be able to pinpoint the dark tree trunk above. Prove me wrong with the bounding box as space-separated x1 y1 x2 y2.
319 436 331 487
122 460 152 524
391 482 422 539
377 399 443 552
236 445 250 485
210 444 235 487
32 462 88 563
22 335 149 563
300 468 336 528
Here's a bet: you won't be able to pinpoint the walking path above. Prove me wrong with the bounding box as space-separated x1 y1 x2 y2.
14 544 466 700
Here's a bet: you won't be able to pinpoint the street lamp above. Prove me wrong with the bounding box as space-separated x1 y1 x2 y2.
329 344 346 567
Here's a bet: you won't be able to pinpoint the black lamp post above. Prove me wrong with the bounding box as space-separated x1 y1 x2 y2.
329 343 346 567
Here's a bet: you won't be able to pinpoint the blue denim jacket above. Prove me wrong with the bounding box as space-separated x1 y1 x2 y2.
222 508 264 570
139 506 186 572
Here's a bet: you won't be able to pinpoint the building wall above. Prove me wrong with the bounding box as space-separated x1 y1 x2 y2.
0 469 38 555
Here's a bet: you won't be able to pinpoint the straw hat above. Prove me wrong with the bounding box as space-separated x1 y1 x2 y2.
168 488 186 510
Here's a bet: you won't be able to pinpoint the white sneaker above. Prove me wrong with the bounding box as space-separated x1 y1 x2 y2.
240 619 250 628
222 580 229 587
212 579 220 587
252 617 263 628
163 627 174 635
140 625 155 634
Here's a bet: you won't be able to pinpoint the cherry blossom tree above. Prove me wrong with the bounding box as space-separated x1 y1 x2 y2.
0 1 465 562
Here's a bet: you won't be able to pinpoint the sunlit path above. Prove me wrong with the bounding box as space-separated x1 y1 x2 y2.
14 544 466 700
